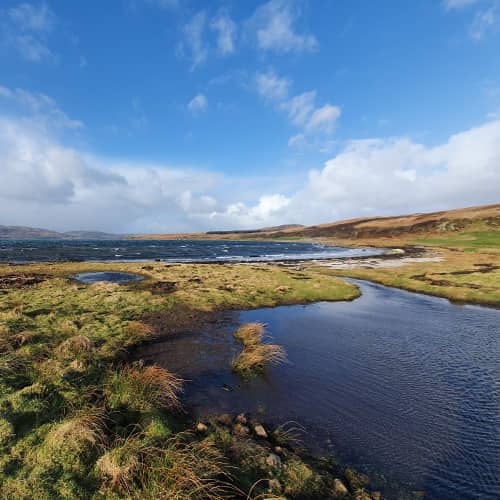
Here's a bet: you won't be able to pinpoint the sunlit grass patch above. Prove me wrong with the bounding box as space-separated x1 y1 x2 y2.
105 364 183 412
232 323 287 378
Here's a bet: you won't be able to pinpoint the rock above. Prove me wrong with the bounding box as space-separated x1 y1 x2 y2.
266 453 282 469
333 478 349 497
268 479 282 493
274 446 283 455
233 423 250 436
196 422 208 433
216 414 233 426
235 413 247 424
254 424 268 438
371 492 381 500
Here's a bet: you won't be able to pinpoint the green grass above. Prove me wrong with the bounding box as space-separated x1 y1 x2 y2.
416 231 500 252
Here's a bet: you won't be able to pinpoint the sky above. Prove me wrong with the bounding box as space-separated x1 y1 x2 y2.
0 0 499 233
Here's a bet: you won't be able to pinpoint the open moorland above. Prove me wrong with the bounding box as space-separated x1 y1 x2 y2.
0 261 383 499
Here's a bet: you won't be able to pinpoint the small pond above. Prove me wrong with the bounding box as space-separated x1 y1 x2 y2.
73 272 144 284
137 279 500 499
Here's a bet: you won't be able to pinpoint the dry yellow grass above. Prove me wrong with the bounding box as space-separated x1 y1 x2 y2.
106 364 184 412
232 323 287 377
233 322 265 346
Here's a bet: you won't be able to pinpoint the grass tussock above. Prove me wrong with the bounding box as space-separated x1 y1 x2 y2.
233 322 265 346
106 364 183 412
232 323 287 378
97 433 234 499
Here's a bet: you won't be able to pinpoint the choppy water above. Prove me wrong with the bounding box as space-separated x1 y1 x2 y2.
0 239 382 263
138 280 500 499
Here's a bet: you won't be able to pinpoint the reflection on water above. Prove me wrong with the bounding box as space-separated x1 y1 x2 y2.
137 280 500 499
74 272 144 284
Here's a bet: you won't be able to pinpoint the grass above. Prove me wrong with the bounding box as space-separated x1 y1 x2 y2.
0 260 360 498
416 231 500 253
311 229 500 306
231 323 287 378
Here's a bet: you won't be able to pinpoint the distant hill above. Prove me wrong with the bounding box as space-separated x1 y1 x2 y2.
130 204 500 241
269 204 500 240
0 226 124 240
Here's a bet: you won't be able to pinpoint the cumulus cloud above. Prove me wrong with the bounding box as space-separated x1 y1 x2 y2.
248 0 318 53
210 9 237 55
256 70 292 101
187 93 207 114
288 121 500 223
280 90 341 147
2 1 57 62
1 85 499 233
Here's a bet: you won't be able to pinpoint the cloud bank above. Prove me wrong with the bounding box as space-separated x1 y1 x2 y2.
0 85 499 233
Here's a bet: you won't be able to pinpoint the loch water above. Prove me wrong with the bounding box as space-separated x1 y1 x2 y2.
138 279 500 499
0 239 382 263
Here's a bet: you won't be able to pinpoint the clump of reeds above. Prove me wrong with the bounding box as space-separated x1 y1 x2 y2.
105 364 183 412
231 323 286 378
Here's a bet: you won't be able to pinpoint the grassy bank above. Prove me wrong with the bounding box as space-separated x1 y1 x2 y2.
0 261 372 499
312 232 500 306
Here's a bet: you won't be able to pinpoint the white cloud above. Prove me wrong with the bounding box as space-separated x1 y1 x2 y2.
0 85 83 130
179 11 207 69
2 2 57 62
256 70 292 101
248 0 318 53
281 90 316 126
288 121 500 223
188 93 208 114
469 6 497 39
210 9 237 55
306 104 341 133
280 90 341 147
2 85 499 233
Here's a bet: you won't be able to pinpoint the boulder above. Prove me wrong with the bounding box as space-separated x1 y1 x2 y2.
196 422 208 433
254 424 268 438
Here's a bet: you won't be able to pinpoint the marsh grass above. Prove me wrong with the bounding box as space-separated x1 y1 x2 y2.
105 364 183 412
232 323 287 378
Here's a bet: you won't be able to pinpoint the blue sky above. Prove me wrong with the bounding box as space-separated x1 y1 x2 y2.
0 0 499 233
